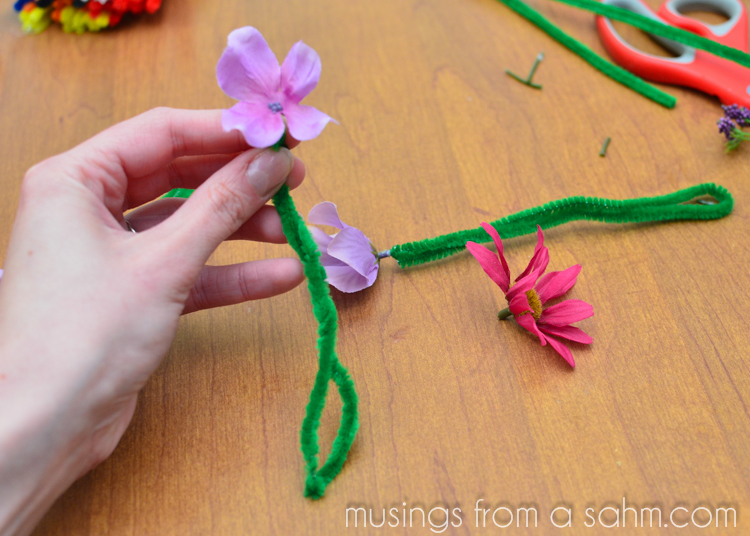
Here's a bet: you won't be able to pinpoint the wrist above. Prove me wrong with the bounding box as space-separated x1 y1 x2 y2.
0 339 111 536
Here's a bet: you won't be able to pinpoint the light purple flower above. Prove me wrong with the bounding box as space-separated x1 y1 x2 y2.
307 202 379 293
217 27 336 148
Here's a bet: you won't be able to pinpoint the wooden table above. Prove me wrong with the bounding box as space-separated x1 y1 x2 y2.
1 0 748 534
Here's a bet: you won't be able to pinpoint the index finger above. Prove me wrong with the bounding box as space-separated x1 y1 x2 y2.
69 107 299 180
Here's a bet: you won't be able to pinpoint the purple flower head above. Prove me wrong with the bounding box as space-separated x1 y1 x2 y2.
307 202 379 293
717 117 736 140
722 104 750 125
217 27 337 148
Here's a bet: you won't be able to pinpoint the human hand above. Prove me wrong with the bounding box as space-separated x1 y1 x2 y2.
0 108 306 536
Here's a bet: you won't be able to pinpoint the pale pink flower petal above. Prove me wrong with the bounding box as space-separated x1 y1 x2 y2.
466 241 510 293
308 202 347 230
327 227 378 279
325 264 374 293
536 265 581 304
539 324 592 344
308 225 334 250
222 101 285 148
515 313 547 346
283 102 337 142
544 336 576 367
217 27 280 102
539 300 594 326
479 222 510 291
280 41 322 104
308 202 378 293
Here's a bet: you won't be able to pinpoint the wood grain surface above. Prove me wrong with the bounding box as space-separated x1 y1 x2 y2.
1 0 749 534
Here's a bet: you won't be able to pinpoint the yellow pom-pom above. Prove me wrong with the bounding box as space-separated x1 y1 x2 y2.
19 7 52 34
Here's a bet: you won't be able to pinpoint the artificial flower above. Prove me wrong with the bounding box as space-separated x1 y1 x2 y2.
466 223 593 367
217 27 336 148
717 104 750 152
307 202 379 293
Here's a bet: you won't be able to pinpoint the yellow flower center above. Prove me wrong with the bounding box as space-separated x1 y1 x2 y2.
517 289 543 320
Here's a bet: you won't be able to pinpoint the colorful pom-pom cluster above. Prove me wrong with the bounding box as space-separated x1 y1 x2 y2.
15 0 162 34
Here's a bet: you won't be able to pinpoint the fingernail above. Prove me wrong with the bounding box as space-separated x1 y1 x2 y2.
246 148 294 198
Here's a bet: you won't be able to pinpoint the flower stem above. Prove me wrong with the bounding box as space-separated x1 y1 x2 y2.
599 137 611 157
498 308 512 320
272 184 359 500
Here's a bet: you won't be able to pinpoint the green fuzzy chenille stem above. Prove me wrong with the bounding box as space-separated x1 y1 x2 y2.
389 183 733 267
551 0 750 70
160 182 359 499
494 0 677 108
272 184 359 499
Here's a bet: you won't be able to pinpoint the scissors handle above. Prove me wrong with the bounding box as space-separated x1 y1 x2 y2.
657 0 748 50
596 0 750 106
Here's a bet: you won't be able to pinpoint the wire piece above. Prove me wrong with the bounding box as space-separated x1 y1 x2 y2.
493 0 676 108
599 137 611 157
389 183 733 267
506 52 545 89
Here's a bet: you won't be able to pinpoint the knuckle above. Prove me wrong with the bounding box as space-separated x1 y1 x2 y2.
237 264 259 301
206 181 251 231
20 157 62 198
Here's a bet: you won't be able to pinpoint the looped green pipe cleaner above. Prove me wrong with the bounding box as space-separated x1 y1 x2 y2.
271 184 359 500
389 183 733 267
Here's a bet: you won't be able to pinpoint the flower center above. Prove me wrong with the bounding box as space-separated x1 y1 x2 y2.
268 102 283 114
517 289 543 320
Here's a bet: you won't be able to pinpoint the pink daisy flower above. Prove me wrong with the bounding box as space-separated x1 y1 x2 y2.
466 224 593 367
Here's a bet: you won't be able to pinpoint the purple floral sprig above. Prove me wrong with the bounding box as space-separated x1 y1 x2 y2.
717 104 750 152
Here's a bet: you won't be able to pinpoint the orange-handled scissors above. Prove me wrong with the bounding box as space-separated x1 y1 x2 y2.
596 0 750 106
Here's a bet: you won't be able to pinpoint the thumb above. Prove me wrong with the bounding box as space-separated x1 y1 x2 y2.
152 147 294 267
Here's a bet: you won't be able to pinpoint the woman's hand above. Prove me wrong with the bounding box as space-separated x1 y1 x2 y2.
0 108 306 536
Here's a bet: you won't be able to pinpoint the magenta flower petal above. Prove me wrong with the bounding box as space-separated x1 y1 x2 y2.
515 313 547 346
508 293 531 316
308 202 347 230
539 299 594 326
325 264 375 293
505 269 538 302
544 336 576 367
280 41 321 104
480 222 510 289
466 241 511 293
515 226 548 282
539 324 592 344
217 27 280 102
283 102 337 142
536 265 581 304
327 227 378 278
222 101 285 148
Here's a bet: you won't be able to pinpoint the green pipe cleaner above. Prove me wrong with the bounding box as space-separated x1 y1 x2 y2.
272 184 359 500
388 183 733 267
551 0 750 69
161 184 358 500
495 0 677 108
